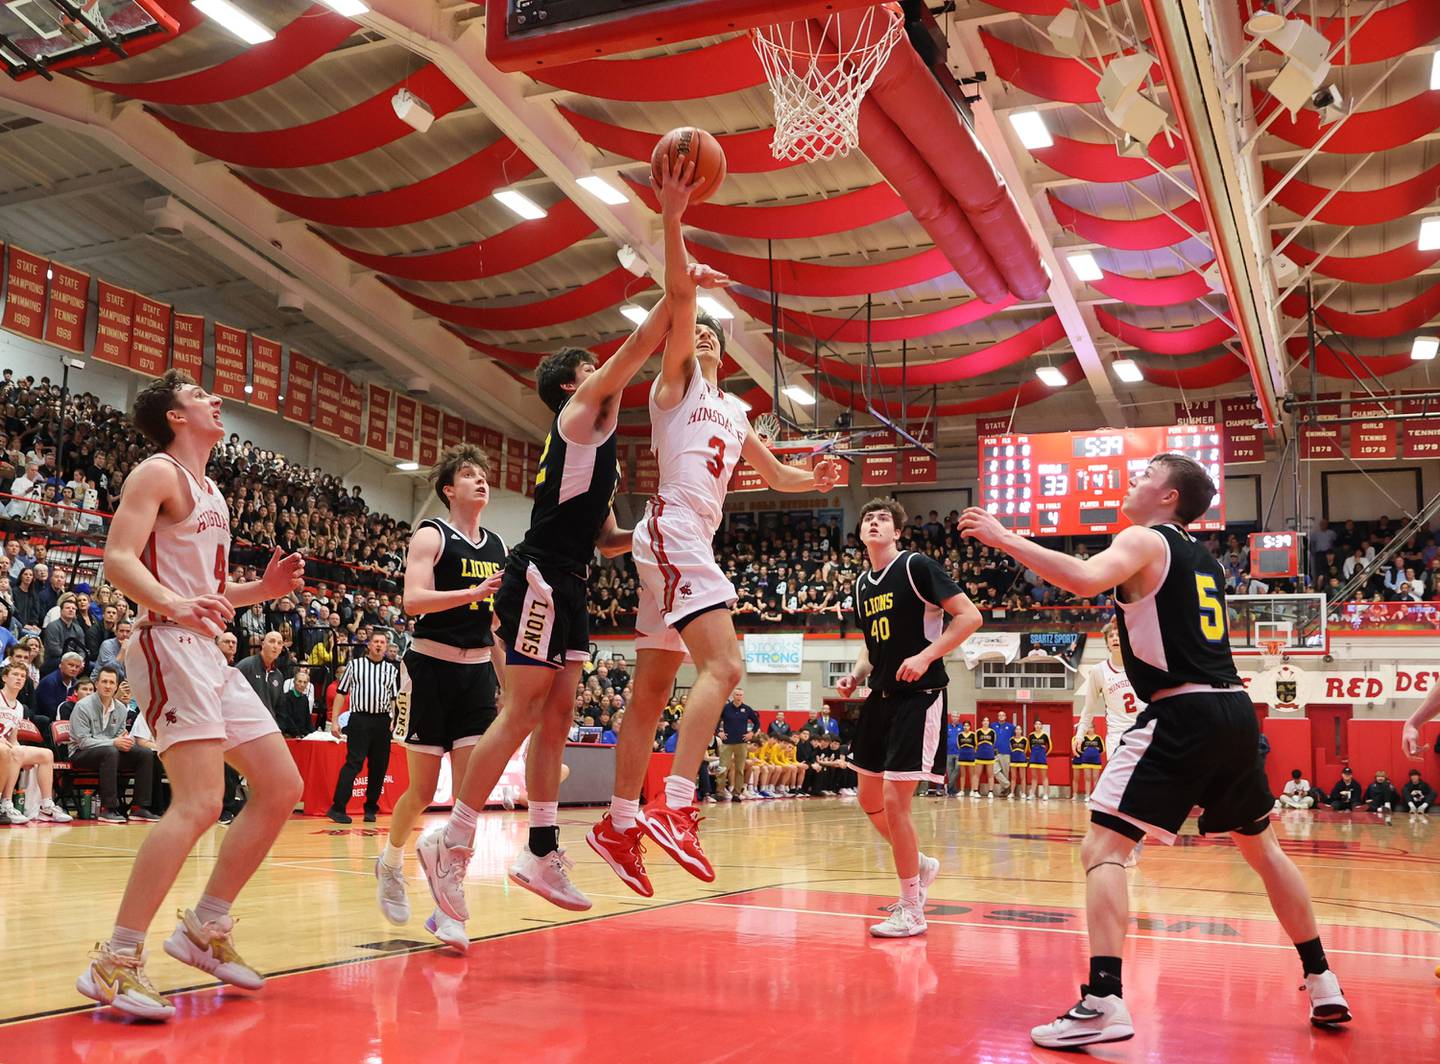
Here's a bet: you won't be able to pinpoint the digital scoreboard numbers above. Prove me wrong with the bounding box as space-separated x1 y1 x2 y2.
978 428 1225 537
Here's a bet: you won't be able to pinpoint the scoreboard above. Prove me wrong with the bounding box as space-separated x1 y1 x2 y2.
978 427 1225 537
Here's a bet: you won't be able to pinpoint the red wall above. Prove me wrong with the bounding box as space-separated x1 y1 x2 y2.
1261 717 1312 795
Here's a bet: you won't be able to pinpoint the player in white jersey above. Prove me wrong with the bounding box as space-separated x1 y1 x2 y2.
1077 621 1146 865
77 371 304 1021
586 167 843 895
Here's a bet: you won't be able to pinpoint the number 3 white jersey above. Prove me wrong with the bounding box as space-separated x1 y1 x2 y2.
1084 659 1146 751
648 364 749 534
133 452 231 628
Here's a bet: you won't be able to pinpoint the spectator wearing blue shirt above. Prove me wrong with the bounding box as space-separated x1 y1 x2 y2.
717 688 760 800
945 712 965 796
992 710 1017 797
804 705 840 738
32 650 84 748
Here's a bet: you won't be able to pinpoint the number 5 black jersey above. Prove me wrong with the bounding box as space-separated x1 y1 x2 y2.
854 551 962 694
1115 523 1242 702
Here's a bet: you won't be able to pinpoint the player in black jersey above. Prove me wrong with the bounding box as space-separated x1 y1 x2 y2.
419 161 736 919
376 444 506 951
836 498 980 938
961 454 1350 1047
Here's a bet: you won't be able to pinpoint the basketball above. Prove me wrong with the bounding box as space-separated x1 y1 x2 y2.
650 126 727 203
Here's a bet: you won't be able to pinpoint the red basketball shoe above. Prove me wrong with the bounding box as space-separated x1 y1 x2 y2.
585 814 653 897
637 804 715 882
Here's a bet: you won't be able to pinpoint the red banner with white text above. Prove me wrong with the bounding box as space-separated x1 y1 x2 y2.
419 404 440 466
338 374 363 446
94 282 134 368
129 296 170 377
170 313 205 379
505 437 525 493
1221 396 1265 464
1402 392 1440 459
1349 398 1397 460
249 335 282 412
441 413 463 449
284 352 317 426
2 246 47 340
367 385 391 452
313 365 344 437
1300 393 1343 460
393 395 417 462
42 262 88 354
211 322 249 401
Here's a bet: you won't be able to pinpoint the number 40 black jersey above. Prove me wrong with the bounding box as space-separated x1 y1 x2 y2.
854 551 962 694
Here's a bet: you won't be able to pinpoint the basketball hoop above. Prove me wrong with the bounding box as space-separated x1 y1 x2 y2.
1260 640 1287 672
754 411 783 443
751 5 905 162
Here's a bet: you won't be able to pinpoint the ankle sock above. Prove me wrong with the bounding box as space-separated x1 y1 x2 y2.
528 801 559 856
1088 955 1123 998
1296 936 1329 976
445 800 479 849
664 775 696 808
899 875 921 906
108 925 146 955
381 841 405 870
194 894 231 926
608 796 640 832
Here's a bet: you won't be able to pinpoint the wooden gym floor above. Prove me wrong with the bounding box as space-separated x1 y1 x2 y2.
3 796 1437 1062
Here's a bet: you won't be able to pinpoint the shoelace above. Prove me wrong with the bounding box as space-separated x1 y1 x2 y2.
441 844 475 885
100 947 164 996
544 850 576 880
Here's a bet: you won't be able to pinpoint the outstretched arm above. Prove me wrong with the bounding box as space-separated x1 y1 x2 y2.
958 508 1165 598
740 427 845 494
895 592 981 683
562 296 673 441
1402 685 1440 758
654 156 701 409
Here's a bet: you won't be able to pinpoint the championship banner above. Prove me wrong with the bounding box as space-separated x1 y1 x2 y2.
464 421 483 446
1299 393 1343 459
2 246 47 339
903 450 937 484
94 282 134 367
418 404 441 467
211 322 249 401
860 452 897 486
481 427 503 474
367 384 392 452
525 441 541 497
742 632 803 674
313 365 344 437
975 416 1011 439
1348 398 1397 460
249 335 282 412
42 262 88 354
284 352 317 426
170 313 205 380
1221 396 1265 464
615 442 630 494
633 445 659 495
441 412 464 449
393 395 417 462
504 437 525 493
1173 398 1217 425
338 374 364 446
130 295 171 377
1401 392 1440 458
729 461 765 492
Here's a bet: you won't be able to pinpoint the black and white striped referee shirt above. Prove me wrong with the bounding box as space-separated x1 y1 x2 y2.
337 654 401 715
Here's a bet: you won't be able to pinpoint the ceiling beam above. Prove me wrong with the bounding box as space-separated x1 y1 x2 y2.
0 166 147 209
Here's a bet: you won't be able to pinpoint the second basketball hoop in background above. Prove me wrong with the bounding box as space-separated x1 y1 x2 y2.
651 127 727 203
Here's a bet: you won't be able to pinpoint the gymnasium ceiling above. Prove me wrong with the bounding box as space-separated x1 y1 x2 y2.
1 0 1438 456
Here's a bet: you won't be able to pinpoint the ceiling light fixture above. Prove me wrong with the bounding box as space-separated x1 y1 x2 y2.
1008 110 1053 150
697 295 733 320
243 384 254 394
494 188 546 221
1035 366 1068 387
1419 217 1440 251
1432 50 1440 92
317 0 367 15
192 0 274 45
1097 51 1167 146
577 175 627 205
1412 336 1438 361
1112 358 1144 383
782 384 816 406
619 303 649 326
396 461 421 471
1066 251 1103 282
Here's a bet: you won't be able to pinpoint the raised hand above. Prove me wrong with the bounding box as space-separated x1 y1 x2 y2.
958 506 1007 547
687 262 733 290
260 547 306 598
654 154 701 218
812 456 844 492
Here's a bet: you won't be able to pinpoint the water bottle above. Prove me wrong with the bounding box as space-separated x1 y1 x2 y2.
13 789 23 814
81 789 95 819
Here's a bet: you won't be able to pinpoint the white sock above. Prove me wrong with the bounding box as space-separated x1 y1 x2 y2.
381 841 406 869
528 801 559 828
664 774 696 809
194 893 231 926
445 800 479 849
108 925 146 955
899 875 922 906
608 795 640 832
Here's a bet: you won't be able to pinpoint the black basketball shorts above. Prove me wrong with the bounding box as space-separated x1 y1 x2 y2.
849 688 947 784
396 651 498 754
494 558 590 669
1089 690 1275 844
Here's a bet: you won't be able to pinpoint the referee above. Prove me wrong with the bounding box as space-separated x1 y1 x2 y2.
328 631 402 824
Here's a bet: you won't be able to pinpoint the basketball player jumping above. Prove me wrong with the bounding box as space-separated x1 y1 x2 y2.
959 454 1350 1046
1078 621 1145 864
418 160 730 921
584 163 842 896
375 444 506 951
79 371 305 1020
835 497 981 937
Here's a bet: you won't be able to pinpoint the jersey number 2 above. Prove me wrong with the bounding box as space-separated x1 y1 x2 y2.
1195 574 1225 642
705 436 726 479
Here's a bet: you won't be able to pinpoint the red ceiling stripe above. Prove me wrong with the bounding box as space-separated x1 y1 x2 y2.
236 139 534 229
530 35 764 100
1264 162 1440 227
980 31 1162 105
1094 307 1235 354
625 178 905 239
151 65 468 169
1136 353 1251 389
1299 0 1440 66
1281 281 1440 339
779 314 1066 386
1256 88 1440 155
1031 134 1188 183
1285 337 1420 379
688 240 952 298
818 357 1083 417
79 6 355 106
1092 270 1212 307
1277 237 1440 286
1049 193 1208 250
314 200 597 282
384 267 655 330
728 290 1018 343
557 107 794 174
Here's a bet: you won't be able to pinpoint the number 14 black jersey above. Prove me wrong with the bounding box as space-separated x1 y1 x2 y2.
855 551 962 693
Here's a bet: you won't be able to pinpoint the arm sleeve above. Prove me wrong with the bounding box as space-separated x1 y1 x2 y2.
906 554 963 607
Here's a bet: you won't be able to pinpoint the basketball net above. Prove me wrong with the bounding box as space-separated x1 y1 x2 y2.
1260 640 1286 673
752 5 905 162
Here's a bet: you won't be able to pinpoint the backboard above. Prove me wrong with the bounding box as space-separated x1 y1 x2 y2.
1228 593 1328 657
0 0 177 80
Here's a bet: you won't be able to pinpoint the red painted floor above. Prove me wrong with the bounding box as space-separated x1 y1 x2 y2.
12 887 1437 1063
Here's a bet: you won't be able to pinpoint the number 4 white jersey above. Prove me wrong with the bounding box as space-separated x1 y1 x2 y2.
133 452 231 628
648 364 749 534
